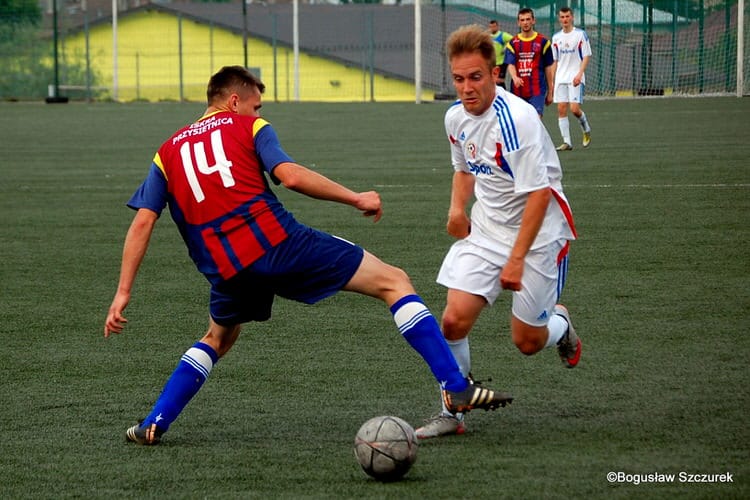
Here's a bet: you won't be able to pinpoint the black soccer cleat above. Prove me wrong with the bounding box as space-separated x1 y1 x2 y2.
125 421 164 445
441 380 513 414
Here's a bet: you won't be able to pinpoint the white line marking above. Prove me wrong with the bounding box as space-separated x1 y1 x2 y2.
572 184 750 188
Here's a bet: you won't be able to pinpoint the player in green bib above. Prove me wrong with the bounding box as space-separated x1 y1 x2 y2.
489 20 513 88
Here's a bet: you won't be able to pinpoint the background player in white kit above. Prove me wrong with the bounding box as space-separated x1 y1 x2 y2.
416 24 582 439
552 6 592 151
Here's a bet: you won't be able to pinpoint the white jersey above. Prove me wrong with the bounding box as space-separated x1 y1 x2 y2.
552 27 592 84
444 87 576 250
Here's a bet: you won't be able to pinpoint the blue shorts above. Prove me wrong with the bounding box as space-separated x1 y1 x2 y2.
209 224 364 325
527 94 546 116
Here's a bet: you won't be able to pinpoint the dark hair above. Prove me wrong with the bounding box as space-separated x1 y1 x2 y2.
206 65 265 104
518 7 535 19
446 24 496 70
559 6 573 15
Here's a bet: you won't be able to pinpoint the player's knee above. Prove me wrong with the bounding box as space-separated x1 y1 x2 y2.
386 264 411 288
511 327 545 355
441 312 471 341
381 264 414 298
515 339 544 356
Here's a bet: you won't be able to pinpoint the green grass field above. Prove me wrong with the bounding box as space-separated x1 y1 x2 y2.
1 97 748 499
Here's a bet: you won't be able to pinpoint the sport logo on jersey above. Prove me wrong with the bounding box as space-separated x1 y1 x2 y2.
464 141 496 176
558 40 577 55
467 160 494 176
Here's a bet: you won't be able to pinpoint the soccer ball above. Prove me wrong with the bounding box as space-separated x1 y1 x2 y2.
353 415 418 482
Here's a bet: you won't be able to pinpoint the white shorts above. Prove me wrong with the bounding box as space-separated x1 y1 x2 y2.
553 82 585 104
436 238 570 327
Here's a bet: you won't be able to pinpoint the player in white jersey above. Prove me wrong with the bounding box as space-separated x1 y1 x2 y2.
552 6 592 150
416 24 581 439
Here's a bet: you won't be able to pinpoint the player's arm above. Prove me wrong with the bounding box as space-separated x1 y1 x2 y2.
507 63 523 87
573 55 590 87
500 188 550 291
104 208 158 337
254 123 381 221
446 170 474 239
273 162 382 222
543 41 555 104
545 63 556 104
505 46 524 87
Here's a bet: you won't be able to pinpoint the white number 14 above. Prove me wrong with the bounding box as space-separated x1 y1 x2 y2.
179 130 235 203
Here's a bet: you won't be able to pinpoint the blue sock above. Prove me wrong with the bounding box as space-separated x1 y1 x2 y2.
143 342 218 432
390 294 468 393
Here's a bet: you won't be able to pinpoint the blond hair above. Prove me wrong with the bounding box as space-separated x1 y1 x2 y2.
446 24 496 70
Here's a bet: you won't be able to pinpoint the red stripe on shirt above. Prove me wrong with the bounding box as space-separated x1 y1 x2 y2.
550 187 577 238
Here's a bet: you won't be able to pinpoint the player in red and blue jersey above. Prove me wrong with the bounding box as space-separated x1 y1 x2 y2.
104 66 512 445
504 7 555 117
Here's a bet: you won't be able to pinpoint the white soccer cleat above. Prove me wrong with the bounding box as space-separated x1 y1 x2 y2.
554 304 581 368
415 414 466 439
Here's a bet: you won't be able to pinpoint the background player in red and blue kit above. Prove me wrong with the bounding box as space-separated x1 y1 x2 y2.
104 66 511 445
505 7 555 117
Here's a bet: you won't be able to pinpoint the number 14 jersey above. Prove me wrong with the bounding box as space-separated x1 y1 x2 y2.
128 111 297 284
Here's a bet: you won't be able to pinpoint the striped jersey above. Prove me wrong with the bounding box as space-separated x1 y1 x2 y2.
552 27 592 84
504 31 554 99
444 87 576 249
127 111 298 284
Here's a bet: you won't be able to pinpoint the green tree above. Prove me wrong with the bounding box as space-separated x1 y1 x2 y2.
0 1 101 100
0 0 41 27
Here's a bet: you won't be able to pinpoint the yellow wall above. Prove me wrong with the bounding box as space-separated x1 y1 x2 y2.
65 10 431 102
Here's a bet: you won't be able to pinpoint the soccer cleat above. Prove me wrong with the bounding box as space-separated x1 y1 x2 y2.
415 414 466 439
582 131 591 148
442 380 513 414
556 143 573 151
125 421 164 445
554 304 581 368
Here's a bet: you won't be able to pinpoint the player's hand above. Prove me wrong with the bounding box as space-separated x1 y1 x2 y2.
104 291 130 337
500 256 524 291
355 191 382 223
512 76 524 87
446 211 471 239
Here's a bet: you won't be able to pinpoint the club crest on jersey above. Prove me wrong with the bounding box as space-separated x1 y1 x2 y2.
466 141 478 159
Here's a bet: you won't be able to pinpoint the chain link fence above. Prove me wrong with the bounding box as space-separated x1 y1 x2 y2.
0 0 746 102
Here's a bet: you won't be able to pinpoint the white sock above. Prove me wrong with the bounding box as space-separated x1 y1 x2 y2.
578 112 591 133
447 338 471 378
439 338 470 419
558 117 571 145
545 313 568 348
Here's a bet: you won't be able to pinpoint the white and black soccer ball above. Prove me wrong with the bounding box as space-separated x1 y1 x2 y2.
353 415 418 482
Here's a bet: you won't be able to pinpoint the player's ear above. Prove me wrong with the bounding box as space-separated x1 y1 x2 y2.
229 93 239 112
